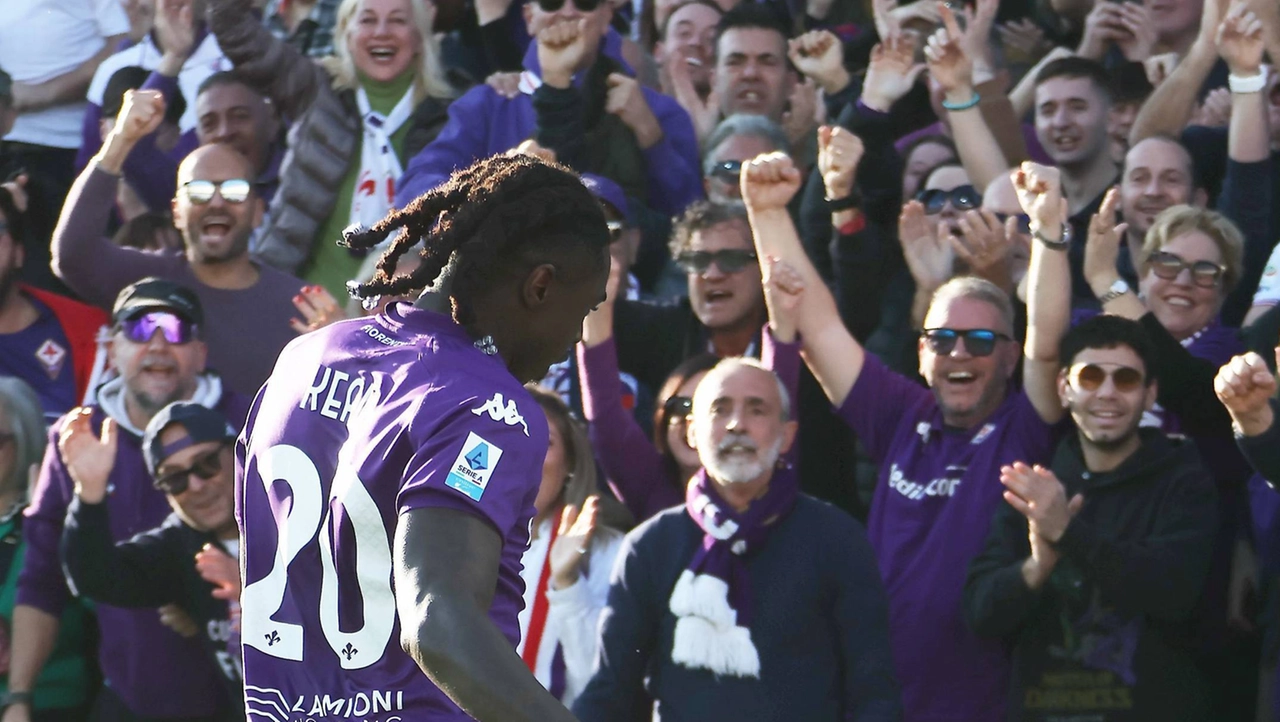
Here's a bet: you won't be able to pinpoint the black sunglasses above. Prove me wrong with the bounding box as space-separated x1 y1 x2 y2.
992 212 1033 235
1068 363 1144 393
180 178 253 204
676 249 758 275
709 160 744 184
921 328 1011 357
915 185 981 215
1147 250 1225 288
154 445 227 496
536 0 602 12
663 395 693 423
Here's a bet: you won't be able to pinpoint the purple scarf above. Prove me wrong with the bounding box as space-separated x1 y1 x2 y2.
668 464 798 677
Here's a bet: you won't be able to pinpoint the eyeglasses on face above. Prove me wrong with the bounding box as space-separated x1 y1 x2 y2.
915 185 982 214
920 328 1011 357
1067 362 1145 393
180 179 253 204
676 249 758 275
120 311 198 345
1147 250 1225 288
663 395 693 424
535 0 602 12
154 445 227 496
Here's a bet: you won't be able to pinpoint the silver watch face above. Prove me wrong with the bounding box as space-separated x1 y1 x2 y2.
1110 279 1129 294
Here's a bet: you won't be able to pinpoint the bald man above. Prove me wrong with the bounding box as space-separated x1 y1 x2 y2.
52 92 304 394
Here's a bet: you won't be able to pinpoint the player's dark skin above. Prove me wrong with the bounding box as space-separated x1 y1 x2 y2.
395 253 607 722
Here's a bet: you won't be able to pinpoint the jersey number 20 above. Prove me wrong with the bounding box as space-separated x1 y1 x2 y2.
241 444 396 670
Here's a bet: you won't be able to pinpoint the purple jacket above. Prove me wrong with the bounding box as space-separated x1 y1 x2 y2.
395 30 702 217
576 328 800 523
20 380 249 717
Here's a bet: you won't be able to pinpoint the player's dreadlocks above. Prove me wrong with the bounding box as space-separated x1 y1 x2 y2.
340 154 610 325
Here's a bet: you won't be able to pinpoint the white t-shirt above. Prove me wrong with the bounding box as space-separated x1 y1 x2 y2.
0 0 130 148
87 32 229 135
1252 243 1280 309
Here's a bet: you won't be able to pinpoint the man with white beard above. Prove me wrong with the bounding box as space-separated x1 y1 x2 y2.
573 357 901 722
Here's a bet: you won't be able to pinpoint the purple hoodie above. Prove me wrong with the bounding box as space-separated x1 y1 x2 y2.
19 375 249 718
395 30 703 217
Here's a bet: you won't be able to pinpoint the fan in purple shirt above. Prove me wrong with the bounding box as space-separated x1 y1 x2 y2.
236 154 609 722
739 124 1074 722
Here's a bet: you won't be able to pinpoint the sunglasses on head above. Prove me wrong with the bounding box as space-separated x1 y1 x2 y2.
676 249 758 275
120 311 198 345
921 328 1011 357
709 160 744 184
663 395 693 423
1068 362 1145 393
180 178 252 204
993 211 1033 235
1147 250 1225 288
154 445 227 496
915 185 981 215
535 0 602 12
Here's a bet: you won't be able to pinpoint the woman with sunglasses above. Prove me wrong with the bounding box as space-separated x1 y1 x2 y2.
0 379 95 722
577 250 803 524
207 0 455 297
516 387 631 709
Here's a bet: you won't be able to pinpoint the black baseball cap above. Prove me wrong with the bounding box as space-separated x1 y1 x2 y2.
142 402 237 479
112 277 204 325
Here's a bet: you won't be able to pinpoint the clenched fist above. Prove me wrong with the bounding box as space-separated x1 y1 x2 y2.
740 152 802 213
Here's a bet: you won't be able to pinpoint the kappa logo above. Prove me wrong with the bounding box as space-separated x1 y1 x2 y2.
471 393 529 436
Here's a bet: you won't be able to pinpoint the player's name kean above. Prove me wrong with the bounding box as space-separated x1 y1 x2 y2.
286 690 405 721
300 363 384 425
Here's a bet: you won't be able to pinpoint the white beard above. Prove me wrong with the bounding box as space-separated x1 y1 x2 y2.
703 435 783 485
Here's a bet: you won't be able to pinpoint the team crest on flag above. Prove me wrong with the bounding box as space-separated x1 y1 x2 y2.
445 432 503 501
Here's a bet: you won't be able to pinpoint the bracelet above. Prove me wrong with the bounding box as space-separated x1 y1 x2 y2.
825 188 861 211
941 92 981 111
1031 222 1071 250
1229 70 1267 94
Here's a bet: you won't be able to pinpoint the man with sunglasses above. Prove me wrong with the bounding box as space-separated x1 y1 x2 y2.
965 314 1218 722
10 279 248 721
743 152 1066 722
60 401 245 719
395 0 702 219
52 101 305 396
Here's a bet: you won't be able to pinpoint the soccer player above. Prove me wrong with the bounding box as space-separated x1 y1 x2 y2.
235 154 610 722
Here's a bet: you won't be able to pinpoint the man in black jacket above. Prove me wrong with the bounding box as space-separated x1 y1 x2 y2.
964 314 1219 722
59 401 243 719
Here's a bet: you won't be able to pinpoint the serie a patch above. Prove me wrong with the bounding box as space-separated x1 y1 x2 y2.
445 431 503 501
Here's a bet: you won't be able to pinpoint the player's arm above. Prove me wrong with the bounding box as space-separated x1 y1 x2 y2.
395 507 579 722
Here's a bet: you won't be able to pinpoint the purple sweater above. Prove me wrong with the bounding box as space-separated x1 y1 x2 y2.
395 30 703 217
576 328 801 523
20 392 249 717
51 165 304 397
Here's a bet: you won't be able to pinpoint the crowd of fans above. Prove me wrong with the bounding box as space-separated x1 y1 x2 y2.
4 0 1280 718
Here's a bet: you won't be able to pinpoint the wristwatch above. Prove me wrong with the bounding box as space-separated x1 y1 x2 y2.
1099 278 1131 304
1031 222 1071 251
1 691 33 709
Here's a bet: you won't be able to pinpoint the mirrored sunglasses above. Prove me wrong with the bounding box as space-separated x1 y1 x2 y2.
921 328 1011 357
180 179 252 204
121 311 198 345
1148 250 1225 288
915 185 982 215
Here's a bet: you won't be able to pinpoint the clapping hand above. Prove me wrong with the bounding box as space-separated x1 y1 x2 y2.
923 4 975 100
817 126 864 202
58 409 117 504
952 208 1015 292
861 35 926 112
196 543 242 602
549 497 600 590
997 18 1051 64
898 200 954 289
1083 187 1126 295
1000 462 1084 543
1217 0 1266 76
290 285 347 335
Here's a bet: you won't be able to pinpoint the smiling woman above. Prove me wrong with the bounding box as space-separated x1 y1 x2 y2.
208 0 456 296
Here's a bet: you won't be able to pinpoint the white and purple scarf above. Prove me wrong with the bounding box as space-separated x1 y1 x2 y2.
668 466 797 678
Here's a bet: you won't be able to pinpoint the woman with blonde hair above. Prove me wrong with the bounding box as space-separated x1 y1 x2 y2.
518 385 631 709
208 0 454 295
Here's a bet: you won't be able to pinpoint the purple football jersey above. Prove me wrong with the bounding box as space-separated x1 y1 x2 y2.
235 303 547 721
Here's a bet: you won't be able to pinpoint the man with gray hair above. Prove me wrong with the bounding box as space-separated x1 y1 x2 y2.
573 356 900 721
702 114 790 203
742 152 1070 722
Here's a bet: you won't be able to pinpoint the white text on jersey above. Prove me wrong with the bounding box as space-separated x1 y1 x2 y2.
301 365 382 424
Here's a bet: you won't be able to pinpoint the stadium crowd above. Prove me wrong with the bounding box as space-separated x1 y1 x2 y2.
5 0 1280 718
